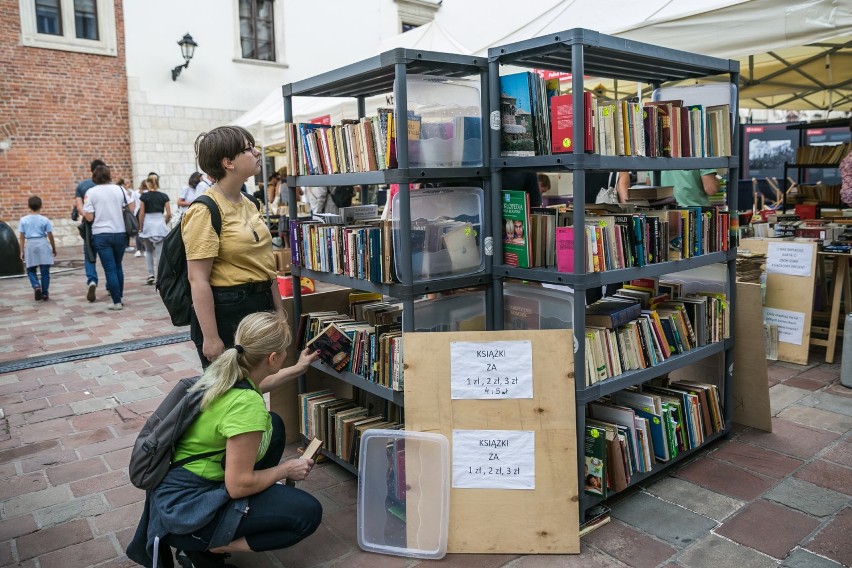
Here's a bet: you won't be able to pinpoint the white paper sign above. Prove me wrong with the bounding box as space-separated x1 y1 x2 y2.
766 242 813 277
450 340 533 399
764 307 805 345
452 430 535 489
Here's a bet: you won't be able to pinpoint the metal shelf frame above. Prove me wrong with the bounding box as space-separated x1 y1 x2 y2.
487 28 740 523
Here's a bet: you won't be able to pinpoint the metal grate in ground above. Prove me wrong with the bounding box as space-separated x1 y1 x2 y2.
0 332 191 374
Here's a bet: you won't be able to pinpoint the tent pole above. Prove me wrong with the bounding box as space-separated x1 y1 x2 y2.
260 125 270 231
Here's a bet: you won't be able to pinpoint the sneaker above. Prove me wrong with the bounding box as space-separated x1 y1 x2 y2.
86 282 96 302
107 303 123 311
42 294 49 302
34 287 43 301
125 246 135 253
146 275 155 285
134 250 142 258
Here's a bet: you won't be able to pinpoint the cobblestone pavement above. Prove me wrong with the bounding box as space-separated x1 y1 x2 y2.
0 247 849 567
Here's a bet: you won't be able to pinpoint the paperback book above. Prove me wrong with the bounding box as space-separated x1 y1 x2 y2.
306 323 353 372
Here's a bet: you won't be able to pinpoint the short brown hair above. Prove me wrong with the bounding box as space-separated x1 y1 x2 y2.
92 164 112 185
28 196 42 211
537 173 551 190
195 126 255 181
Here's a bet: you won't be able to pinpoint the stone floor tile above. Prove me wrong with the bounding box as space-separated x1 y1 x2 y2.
776 405 852 434
324 550 419 567
715 500 820 559
426 553 522 567
822 440 852 468
782 377 827 391
800 391 852 417
794 459 852 495
269 522 354 568
781 548 844 567
768 365 800 382
710 441 803 478
738 418 840 459
677 534 777 568
806 506 852 566
582 519 676 567
823 383 852 399
770 384 812 414
503 545 625 567
15 518 93 561
611 491 716 549
36 536 117 568
643 476 744 521
798 367 842 384
764 477 850 517
675 457 776 501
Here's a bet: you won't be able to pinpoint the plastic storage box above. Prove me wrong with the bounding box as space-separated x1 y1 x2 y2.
357 429 450 559
503 282 574 330
404 75 483 168
393 186 485 282
413 291 486 332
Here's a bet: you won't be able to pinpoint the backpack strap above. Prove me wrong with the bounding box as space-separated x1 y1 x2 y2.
243 192 262 211
169 378 256 469
191 194 222 236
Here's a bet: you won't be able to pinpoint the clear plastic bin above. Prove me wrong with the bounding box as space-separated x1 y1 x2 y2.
404 75 483 168
357 429 450 559
413 292 486 332
392 186 484 282
503 282 574 330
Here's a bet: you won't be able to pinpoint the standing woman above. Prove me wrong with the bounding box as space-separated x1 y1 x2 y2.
138 173 172 285
83 164 127 310
183 126 284 368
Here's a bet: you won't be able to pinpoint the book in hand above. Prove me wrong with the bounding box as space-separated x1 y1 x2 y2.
306 323 353 372
299 437 323 461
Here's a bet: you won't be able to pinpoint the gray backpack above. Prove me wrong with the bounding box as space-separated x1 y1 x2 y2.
129 376 251 490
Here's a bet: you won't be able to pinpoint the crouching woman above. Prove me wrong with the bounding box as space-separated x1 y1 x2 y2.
127 311 322 567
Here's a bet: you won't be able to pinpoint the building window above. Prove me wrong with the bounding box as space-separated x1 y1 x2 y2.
239 0 275 61
74 0 98 40
35 0 62 35
401 22 419 33
20 0 116 56
395 0 440 34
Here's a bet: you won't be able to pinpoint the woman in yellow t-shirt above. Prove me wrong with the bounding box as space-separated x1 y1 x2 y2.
127 312 322 567
182 126 295 368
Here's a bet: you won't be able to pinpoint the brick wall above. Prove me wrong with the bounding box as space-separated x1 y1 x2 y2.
0 0 130 238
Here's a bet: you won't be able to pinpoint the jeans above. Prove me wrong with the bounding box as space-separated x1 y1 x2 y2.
92 232 127 304
190 287 274 368
166 413 323 553
27 265 50 294
84 244 98 286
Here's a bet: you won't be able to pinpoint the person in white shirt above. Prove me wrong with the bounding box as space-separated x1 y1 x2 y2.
83 165 127 310
177 172 204 222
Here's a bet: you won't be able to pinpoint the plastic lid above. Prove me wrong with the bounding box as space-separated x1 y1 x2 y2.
357 429 450 559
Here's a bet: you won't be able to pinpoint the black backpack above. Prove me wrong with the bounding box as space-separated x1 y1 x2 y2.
156 195 220 327
330 186 354 208
128 376 253 490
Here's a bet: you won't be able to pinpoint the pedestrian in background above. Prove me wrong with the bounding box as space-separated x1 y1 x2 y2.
134 179 148 258
183 125 284 368
75 159 104 302
18 195 56 302
177 171 204 223
117 178 139 253
138 173 172 286
83 165 127 310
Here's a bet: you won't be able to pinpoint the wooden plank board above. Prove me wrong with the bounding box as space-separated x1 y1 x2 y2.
740 238 816 365
404 329 578 554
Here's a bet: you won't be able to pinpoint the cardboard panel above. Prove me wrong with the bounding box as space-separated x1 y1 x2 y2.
733 282 772 431
404 329 579 554
740 238 816 365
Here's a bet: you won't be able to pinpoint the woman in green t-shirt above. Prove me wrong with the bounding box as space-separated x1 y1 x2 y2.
129 312 321 568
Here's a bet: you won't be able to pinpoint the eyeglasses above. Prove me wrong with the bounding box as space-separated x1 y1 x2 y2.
240 145 258 156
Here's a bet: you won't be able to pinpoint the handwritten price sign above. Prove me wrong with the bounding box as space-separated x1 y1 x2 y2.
450 340 533 399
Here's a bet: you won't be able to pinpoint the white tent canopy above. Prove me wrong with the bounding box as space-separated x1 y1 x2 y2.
233 0 852 145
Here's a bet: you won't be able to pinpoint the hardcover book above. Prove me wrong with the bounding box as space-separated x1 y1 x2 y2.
502 190 531 268
306 323 353 373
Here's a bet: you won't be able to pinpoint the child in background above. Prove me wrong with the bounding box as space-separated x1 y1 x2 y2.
18 196 57 301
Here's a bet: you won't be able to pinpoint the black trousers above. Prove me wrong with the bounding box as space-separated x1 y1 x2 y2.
190 283 274 369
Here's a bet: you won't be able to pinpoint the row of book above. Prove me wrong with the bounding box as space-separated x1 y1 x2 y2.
290 218 396 284
794 142 851 165
502 190 732 271
584 380 724 498
499 71 733 158
583 289 728 385
298 389 403 468
299 301 404 391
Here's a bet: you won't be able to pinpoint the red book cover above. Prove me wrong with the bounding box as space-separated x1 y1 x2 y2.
556 226 575 272
550 91 593 153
